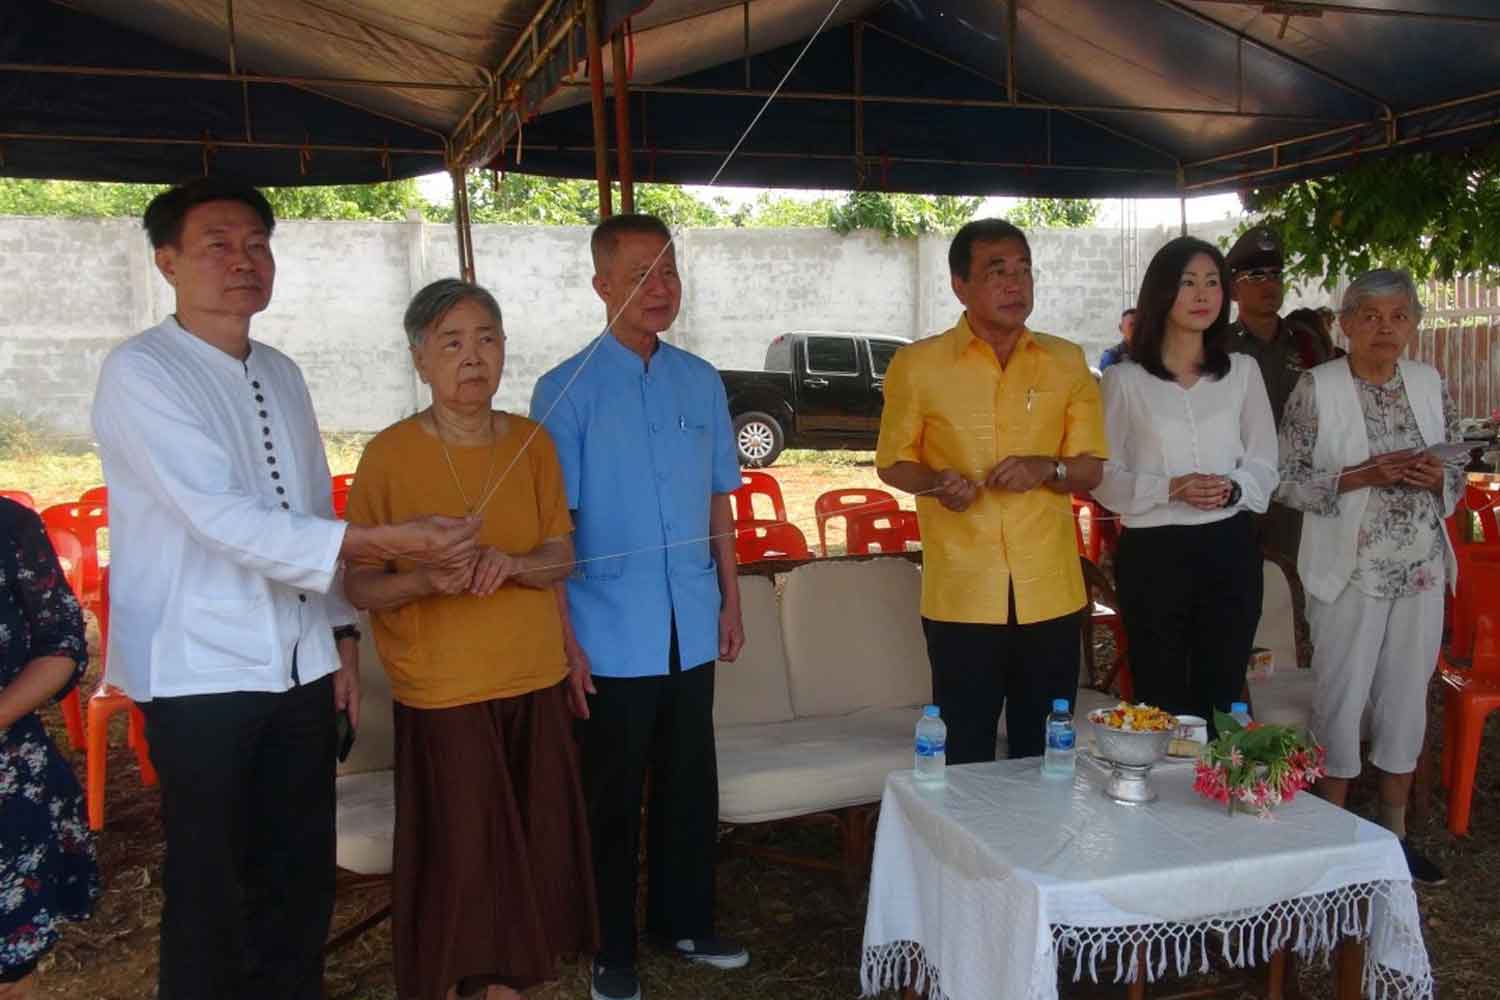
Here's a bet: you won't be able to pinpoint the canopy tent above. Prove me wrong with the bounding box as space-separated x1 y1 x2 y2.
4 1 1500 271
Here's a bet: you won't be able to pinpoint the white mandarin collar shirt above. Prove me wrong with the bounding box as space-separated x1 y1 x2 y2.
1095 354 1279 529
91 316 353 700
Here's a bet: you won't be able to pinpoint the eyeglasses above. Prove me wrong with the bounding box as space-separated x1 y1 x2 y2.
1234 268 1283 284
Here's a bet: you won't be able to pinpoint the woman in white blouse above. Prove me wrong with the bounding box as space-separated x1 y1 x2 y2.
1095 236 1278 730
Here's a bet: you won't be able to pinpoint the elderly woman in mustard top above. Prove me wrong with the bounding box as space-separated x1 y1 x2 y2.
1275 268 1461 887
344 279 597 1000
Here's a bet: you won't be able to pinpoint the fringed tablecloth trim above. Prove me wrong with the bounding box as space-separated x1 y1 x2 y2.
1051 880 1432 1000
861 940 949 1000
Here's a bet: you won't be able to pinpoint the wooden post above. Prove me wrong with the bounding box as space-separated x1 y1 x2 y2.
585 0 613 219
611 29 634 213
450 167 476 283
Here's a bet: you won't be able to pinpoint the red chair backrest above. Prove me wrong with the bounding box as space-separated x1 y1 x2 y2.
734 522 811 563
79 485 108 506
331 487 351 519
845 509 921 555
1462 482 1500 545
1452 550 1500 662
46 525 86 600
1473 611 1500 682
730 470 788 525
813 488 898 555
40 502 106 607
331 473 356 493
1 490 37 510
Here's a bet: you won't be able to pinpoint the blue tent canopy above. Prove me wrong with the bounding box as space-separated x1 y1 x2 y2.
2 1 1498 197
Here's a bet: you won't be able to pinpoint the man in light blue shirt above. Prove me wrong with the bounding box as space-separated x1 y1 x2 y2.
531 214 745 1000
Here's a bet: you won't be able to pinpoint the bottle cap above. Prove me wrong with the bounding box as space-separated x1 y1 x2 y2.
924 704 940 718
1052 698 1069 712
1231 701 1249 714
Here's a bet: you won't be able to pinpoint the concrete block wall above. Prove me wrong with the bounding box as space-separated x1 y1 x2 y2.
0 215 1335 440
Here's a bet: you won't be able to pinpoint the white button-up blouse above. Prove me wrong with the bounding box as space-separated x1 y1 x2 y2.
1094 354 1279 529
92 317 354 700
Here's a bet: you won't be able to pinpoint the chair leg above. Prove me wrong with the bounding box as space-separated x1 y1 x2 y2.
85 700 111 831
1446 702 1490 837
61 688 86 752
129 706 158 787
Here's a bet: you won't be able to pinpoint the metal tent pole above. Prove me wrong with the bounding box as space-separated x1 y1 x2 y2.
586 0 613 219
451 167 476 282
612 28 635 213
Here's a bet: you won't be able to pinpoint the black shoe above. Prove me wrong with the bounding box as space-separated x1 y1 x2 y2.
662 936 750 970
1401 839 1447 886
591 961 641 1000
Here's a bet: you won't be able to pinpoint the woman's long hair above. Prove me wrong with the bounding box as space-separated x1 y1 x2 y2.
1128 236 1233 382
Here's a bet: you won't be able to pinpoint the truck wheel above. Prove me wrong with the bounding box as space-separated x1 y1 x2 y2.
734 412 784 467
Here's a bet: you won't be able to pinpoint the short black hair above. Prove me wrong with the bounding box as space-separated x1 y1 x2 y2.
1128 236 1232 382
1121 307 1137 320
948 219 1030 281
591 213 672 271
143 178 275 249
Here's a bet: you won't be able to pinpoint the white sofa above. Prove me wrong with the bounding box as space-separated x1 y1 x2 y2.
1244 555 1317 729
715 558 1119 842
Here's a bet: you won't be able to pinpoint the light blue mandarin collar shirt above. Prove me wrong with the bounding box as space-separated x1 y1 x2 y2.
530 332 741 678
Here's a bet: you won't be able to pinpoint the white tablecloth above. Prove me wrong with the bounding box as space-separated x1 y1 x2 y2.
861 758 1432 1000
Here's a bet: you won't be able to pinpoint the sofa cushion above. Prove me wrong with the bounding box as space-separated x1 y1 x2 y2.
717 708 918 824
337 614 396 777
335 770 395 875
714 575 795 726
1255 559 1300 675
780 559 930 718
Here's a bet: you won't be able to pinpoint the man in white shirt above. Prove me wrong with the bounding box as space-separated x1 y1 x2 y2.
92 178 479 1000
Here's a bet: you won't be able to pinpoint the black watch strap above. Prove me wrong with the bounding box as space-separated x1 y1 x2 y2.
332 624 361 643
1223 481 1242 509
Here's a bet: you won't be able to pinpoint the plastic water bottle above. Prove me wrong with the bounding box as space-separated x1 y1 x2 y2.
914 705 947 783
1043 699 1076 778
1230 701 1253 728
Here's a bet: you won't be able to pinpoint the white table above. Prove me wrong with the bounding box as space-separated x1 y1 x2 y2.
861 757 1432 1000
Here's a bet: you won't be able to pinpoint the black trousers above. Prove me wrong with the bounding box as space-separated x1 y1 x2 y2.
922 594 1083 764
581 624 718 967
1114 511 1263 731
140 674 337 1000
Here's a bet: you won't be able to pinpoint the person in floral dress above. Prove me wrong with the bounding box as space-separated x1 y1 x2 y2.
1275 269 1462 887
0 498 100 996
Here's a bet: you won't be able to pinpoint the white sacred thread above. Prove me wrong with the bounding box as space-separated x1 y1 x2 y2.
464 0 850 520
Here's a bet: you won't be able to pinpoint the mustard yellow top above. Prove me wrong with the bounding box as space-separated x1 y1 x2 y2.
345 414 573 709
875 315 1108 625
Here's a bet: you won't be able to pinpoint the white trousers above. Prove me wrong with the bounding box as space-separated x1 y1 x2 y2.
1308 584 1443 779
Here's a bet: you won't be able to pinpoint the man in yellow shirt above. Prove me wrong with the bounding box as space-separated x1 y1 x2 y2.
876 219 1108 764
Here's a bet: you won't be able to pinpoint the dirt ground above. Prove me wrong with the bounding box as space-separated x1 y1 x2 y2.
12 449 1500 999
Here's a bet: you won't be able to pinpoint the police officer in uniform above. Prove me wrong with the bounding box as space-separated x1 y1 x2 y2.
1225 226 1334 563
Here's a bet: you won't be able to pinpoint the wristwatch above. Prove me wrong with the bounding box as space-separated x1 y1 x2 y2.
332 624 361 643
1052 459 1068 483
1221 481 1243 509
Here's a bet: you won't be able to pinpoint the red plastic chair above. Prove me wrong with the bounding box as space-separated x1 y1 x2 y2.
85 567 157 830
331 487 351 519
331 473 356 492
730 471 787 527
1440 558 1500 835
813 488 898 556
1462 481 1500 545
845 509 921 555
734 522 811 563
1 490 37 510
1448 545 1500 664
46 526 88 752
79 485 108 506
40 502 107 613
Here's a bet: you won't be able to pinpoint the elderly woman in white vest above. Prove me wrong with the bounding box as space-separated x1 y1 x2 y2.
1275 268 1461 885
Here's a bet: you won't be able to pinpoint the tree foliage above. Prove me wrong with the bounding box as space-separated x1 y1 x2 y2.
827 192 984 238
0 177 428 223
1239 146 1500 287
1006 197 1100 229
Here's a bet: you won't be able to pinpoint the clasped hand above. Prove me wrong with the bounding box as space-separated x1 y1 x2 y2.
1345 449 1444 493
1169 473 1232 510
424 545 521 597
934 456 1055 512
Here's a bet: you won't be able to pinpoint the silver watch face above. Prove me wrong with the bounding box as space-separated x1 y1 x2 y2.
1055 461 1067 482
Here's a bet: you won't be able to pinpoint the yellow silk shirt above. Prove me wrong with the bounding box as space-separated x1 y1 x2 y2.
875 314 1108 625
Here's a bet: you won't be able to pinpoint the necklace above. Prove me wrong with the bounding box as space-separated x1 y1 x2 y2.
432 410 501 517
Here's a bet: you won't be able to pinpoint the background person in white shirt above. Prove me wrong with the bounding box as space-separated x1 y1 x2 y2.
91 178 480 1000
1094 237 1278 731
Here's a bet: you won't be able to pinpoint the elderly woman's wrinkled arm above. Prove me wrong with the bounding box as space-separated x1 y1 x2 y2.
344 558 472 611
1274 375 1344 516
507 535 575 589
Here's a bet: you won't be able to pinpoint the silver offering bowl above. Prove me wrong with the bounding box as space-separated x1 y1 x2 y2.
1088 715 1176 804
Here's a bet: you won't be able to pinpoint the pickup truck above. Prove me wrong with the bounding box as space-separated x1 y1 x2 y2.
719 331 911 467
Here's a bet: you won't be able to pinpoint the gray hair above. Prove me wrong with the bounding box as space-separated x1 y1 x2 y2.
1339 269 1424 324
403 278 503 348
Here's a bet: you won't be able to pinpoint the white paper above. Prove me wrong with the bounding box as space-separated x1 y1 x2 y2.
1426 442 1477 464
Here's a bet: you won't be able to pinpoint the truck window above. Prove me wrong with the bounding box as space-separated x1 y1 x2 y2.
805 336 858 375
868 340 900 377
763 336 793 372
